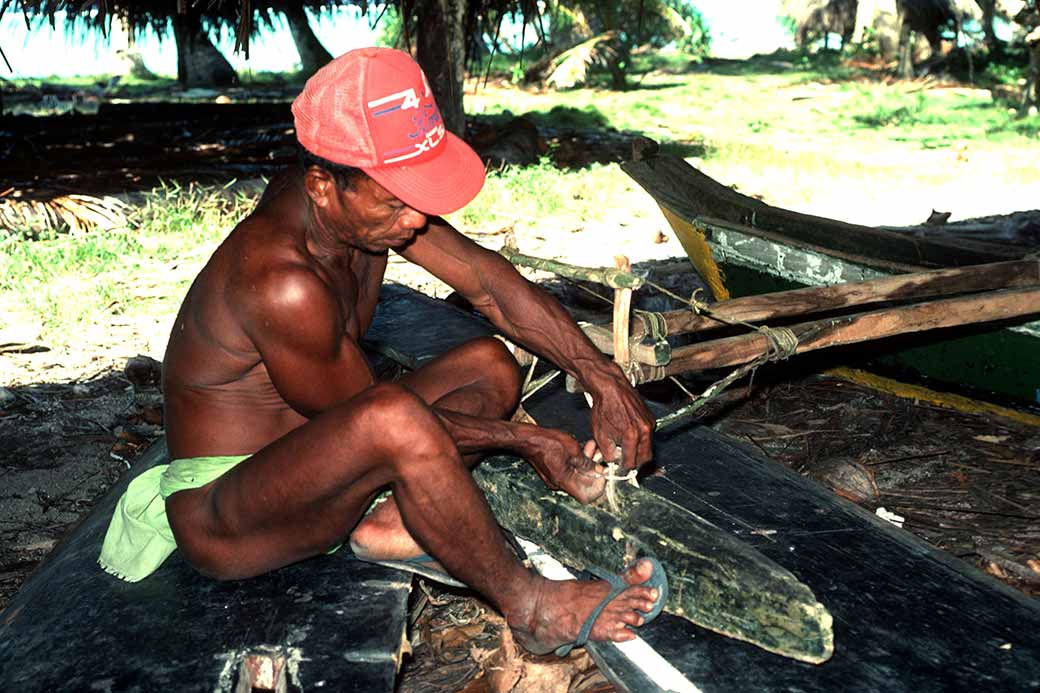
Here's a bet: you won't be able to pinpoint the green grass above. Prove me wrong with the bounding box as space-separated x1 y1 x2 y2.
451 158 626 233
4 73 178 93
4 48 1040 352
0 181 256 338
845 87 1040 145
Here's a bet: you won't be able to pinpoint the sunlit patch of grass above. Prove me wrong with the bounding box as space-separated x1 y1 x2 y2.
843 87 1040 146
449 159 636 236
0 182 258 344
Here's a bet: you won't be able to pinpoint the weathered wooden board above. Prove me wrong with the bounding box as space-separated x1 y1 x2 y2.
0 439 412 692
473 455 833 663
368 284 1040 691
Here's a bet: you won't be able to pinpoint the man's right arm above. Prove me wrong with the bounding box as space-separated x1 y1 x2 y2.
238 264 374 417
237 263 604 501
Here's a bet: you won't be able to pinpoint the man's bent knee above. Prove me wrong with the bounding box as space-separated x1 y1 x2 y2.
346 383 460 466
467 337 522 414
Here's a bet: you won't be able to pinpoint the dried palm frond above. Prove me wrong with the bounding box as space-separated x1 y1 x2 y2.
0 194 130 239
545 31 619 90
657 3 694 44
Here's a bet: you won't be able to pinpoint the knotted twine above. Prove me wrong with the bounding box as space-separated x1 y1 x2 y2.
584 324 800 512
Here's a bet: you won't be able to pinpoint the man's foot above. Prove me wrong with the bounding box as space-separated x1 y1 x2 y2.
507 559 664 656
350 497 424 560
551 454 607 505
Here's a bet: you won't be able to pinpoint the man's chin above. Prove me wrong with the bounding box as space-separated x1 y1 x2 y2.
387 236 416 250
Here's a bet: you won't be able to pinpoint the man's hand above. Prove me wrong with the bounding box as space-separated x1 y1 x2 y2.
587 367 655 471
523 428 607 505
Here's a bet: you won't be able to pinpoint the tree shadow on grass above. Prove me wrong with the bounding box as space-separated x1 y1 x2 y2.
470 107 705 171
684 50 863 81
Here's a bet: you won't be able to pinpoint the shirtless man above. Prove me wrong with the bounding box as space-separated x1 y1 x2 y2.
100 47 659 656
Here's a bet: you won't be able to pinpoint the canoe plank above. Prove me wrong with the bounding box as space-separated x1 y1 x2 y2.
621 156 1024 268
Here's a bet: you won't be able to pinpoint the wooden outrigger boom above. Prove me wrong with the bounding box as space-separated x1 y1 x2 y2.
501 247 1040 389
620 154 1040 405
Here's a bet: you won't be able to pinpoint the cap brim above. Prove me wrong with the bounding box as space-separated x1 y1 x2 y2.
362 132 486 217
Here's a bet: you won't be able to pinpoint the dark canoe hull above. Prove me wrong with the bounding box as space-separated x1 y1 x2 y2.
0 441 412 692
4 285 1040 691
622 156 1040 406
366 285 1040 691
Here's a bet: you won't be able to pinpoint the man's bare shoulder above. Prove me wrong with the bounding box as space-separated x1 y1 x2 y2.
216 177 329 312
223 225 333 325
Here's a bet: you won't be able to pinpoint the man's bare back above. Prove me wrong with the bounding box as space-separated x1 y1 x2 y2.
163 173 385 460
129 47 663 656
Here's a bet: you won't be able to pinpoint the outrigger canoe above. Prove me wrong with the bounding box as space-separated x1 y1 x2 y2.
622 155 1040 406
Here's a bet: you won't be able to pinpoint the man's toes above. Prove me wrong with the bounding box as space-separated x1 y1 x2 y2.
612 626 637 642
622 558 654 585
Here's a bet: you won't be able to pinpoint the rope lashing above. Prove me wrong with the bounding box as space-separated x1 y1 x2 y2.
634 310 669 340
759 326 799 362
582 391 639 513
603 462 638 513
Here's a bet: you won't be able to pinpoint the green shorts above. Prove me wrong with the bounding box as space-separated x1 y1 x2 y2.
98 455 249 582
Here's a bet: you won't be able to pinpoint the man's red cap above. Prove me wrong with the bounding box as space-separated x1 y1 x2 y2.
292 47 485 216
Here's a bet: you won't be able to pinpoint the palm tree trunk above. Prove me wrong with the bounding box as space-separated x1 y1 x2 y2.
172 11 237 89
978 0 1001 55
897 22 914 77
853 0 902 60
416 0 469 136
1023 24 1040 113
282 3 332 77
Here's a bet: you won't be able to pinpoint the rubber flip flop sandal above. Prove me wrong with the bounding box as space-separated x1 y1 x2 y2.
357 553 467 589
555 556 669 657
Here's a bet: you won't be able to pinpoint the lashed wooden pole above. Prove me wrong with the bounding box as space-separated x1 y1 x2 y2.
629 259 1040 340
612 255 633 370
633 286 1040 383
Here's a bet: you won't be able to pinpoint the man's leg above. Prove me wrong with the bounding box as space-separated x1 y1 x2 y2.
350 337 522 560
166 381 658 654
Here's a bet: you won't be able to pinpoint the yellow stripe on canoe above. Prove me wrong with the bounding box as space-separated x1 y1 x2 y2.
828 367 1040 428
658 204 730 301
654 203 1040 427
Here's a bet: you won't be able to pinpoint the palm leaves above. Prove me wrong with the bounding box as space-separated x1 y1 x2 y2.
0 193 129 239
544 30 619 88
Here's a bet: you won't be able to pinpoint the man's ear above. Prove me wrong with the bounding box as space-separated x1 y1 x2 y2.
303 167 336 209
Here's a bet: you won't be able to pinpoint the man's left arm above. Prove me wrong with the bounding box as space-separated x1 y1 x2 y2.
399 220 654 469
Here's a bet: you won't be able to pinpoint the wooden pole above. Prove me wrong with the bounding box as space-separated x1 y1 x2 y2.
630 259 1040 340
498 244 645 290
631 286 1040 383
613 255 633 371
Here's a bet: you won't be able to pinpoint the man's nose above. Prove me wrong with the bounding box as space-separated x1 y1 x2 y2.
399 207 427 230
